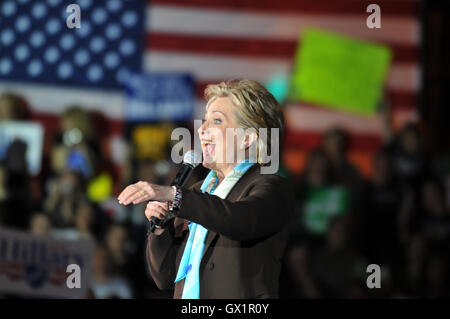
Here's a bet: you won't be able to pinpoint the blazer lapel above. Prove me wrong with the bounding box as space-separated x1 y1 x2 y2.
200 164 260 258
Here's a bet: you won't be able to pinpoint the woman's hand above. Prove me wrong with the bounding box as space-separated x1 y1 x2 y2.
117 181 174 205
145 201 169 221
146 201 170 235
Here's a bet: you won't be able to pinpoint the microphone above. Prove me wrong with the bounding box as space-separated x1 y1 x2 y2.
148 150 201 234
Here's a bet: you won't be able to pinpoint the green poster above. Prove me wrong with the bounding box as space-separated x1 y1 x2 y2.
289 28 392 116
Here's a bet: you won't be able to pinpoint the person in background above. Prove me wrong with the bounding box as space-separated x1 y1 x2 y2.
47 106 100 188
60 106 100 176
404 233 426 296
290 149 350 249
404 237 449 298
44 169 86 228
360 150 404 269
310 216 366 298
417 178 450 246
420 253 450 298
74 199 96 239
103 223 140 295
282 242 321 298
430 133 450 210
50 197 106 242
0 165 6 211
89 245 133 299
379 98 429 186
390 123 429 186
0 93 32 120
321 128 362 190
0 140 33 229
320 128 363 244
29 212 52 236
397 175 450 293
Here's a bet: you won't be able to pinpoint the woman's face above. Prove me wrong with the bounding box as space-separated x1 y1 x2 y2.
197 97 241 174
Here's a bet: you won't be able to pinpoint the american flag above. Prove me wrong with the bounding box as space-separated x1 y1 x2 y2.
0 0 420 175
0 0 145 89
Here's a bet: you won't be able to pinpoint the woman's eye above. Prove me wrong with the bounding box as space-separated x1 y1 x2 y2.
214 119 222 124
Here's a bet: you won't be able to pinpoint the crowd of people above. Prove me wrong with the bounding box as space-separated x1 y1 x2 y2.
281 124 450 298
0 92 449 298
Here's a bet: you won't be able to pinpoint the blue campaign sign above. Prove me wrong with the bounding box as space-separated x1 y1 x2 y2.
125 72 194 122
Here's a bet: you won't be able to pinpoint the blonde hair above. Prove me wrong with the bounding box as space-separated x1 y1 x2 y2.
204 79 284 165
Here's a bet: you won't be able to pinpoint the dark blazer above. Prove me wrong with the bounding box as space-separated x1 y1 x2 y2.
146 164 295 299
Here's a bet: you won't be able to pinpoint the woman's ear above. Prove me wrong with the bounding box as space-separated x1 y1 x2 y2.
244 131 258 149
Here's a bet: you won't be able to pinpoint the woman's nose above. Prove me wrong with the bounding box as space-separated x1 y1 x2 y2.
198 121 207 136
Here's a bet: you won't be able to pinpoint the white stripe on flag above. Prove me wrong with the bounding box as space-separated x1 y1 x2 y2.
285 103 418 135
286 104 383 134
0 81 124 119
148 5 419 45
0 84 206 122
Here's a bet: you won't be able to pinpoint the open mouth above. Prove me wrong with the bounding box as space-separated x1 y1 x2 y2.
201 140 216 157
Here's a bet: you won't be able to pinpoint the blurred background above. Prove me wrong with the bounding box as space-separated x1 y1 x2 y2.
0 0 449 299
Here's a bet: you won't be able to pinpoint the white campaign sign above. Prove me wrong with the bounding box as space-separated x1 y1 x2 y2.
0 228 94 298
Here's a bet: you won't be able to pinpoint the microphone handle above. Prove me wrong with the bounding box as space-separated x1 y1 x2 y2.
148 216 160 234
148 163 195 234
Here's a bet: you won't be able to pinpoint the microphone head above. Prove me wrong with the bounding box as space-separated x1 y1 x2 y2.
183 150 202 167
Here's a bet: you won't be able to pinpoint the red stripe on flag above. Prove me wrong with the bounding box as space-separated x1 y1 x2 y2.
32 113 124 136
147 32 418 64
386 90 418 109
148 0 420 17
195 81 416 111
148 32 297 59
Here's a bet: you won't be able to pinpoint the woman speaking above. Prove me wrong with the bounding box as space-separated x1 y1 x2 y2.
118 79 294 299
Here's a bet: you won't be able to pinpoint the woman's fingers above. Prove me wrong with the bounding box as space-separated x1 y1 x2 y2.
117 182 172 205
154 201 169 211
117 184 138 204
132 181 156 204
118 182 153 205
117 181 175 206
145 201 168 221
